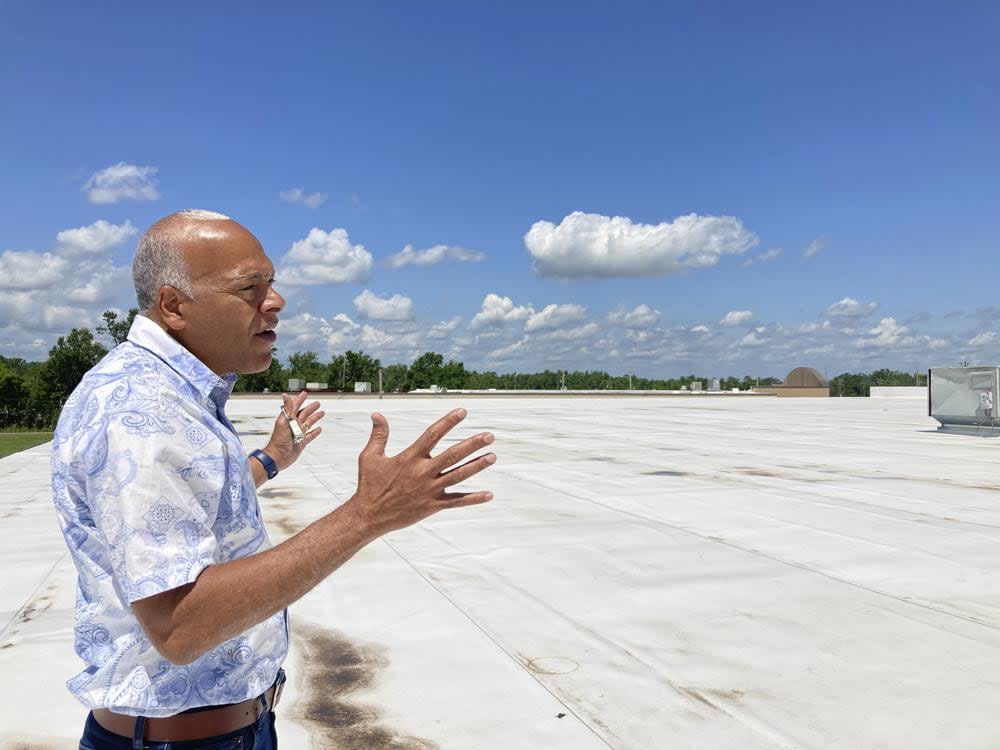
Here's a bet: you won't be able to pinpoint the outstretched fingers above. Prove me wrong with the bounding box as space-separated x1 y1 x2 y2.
412 408 467 456
433 432 494 472
436 452 496 489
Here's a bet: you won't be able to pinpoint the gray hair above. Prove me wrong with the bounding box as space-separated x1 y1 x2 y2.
132 209 232 312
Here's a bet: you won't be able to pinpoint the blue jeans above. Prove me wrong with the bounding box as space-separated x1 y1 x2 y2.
79 706 278 750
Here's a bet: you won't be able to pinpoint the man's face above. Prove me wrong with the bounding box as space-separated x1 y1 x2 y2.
173 221 285 376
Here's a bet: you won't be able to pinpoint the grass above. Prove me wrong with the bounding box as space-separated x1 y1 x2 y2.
0 431 53 459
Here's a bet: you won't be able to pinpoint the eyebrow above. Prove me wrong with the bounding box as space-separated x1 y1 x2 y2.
228 271 276 284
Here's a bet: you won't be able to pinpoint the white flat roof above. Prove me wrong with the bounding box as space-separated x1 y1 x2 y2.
1 396 997 748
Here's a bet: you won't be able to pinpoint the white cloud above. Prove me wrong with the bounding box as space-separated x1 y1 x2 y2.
609 304 661 328
824 297 878 318
740 331 767 347
83 162 159 204
525 303 587 332
385 244 485 268
469 293 533 329
524 211 758 279
854 317 948 351
968 332 996 347
690 325 710 334
804 238 828 258
0 251 68 290
66 265 131 304
864 317 908 346
360 325 394 348
427 316 463 340
56 219 137 256
280 187 328 208
488 338 527 360
0 219 138 351
353 289 415 321
540 322 600 341
359 325 422 356
798 321 832 333
275 311 363 355
720 310 753 326
742 248 783 268
43 304 94 331
279 228 373 285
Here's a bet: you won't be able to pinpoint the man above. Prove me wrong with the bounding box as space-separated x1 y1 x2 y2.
51 209 496 749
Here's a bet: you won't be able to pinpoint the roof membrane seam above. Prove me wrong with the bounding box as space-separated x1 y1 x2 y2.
514 473 1000 634
379 535 617 749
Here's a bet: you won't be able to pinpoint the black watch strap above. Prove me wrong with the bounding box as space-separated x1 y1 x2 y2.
250 449 279 479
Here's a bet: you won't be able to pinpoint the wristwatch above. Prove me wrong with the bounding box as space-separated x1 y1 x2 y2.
249 449 279 480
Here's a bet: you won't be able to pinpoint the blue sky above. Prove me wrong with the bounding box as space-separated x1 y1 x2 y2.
1 1 997 378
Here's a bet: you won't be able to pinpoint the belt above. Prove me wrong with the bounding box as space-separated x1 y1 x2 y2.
92 675 284 743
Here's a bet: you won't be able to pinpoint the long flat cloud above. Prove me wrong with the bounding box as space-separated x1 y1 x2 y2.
524 211 758 279
386 244 485 268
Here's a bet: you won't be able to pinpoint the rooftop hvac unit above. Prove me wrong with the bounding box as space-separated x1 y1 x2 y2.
928 366 1000 435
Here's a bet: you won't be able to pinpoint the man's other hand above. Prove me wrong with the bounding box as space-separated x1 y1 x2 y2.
265 391 325 471
348 408 495 535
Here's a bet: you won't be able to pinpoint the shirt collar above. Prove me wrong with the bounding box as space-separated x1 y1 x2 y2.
127 315 236 407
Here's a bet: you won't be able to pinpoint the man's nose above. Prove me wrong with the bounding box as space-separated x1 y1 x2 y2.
263 285 285 313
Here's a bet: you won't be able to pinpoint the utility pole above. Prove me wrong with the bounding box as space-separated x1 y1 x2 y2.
629 374 633 391
378 368 383 400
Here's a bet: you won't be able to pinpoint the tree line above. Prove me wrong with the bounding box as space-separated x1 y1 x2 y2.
0 309 928 429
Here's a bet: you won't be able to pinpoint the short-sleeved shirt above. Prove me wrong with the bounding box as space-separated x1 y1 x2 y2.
51 315 288 717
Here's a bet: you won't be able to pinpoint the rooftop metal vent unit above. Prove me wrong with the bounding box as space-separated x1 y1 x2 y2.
928 366 1000 435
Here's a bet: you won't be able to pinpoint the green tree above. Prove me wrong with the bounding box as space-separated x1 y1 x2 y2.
287 351 326 384
830 372 870 397
96 308 139 346
0 365 29 428
234 350 287 393
408 352 445 390
0 355 32 375
30 328 108 426
438 358 467 389
344 350 381 387
381 363 409 392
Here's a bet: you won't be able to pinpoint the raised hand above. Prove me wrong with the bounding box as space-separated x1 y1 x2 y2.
265 391 325 471
348 408 495 536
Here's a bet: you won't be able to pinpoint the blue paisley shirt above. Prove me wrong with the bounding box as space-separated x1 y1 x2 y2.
51 315 288 717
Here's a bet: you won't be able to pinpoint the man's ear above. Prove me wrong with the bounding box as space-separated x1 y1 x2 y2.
157 286 187 332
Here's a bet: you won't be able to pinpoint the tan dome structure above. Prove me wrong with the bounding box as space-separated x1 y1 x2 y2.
752 366 830 397
783 366 829 388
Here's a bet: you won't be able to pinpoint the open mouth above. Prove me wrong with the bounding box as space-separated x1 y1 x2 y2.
255 330 277 343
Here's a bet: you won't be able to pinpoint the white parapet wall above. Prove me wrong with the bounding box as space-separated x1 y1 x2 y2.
870 386 927 398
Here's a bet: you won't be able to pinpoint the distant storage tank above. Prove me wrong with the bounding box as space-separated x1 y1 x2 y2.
288 378 305 391
929 366 1000 434
709 378 721 391
691 381 703 392
354 382 372 393
305 382 328 391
